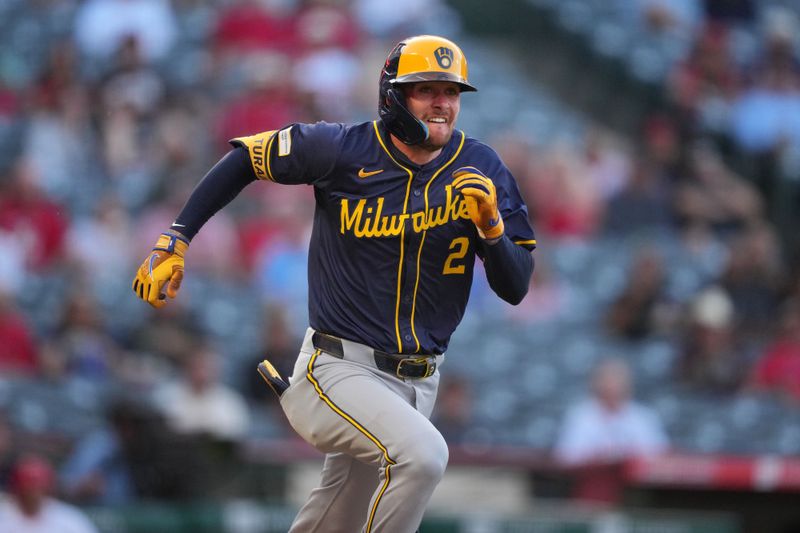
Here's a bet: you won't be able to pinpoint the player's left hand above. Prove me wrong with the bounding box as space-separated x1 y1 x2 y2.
132 231 189 308
452 166 504 240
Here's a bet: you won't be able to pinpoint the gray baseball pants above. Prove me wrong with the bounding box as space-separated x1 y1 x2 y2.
279 328 447 533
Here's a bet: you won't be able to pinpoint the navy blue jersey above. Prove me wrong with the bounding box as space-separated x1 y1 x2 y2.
232 121 536 355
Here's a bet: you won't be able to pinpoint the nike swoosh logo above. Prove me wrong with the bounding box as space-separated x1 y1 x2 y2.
358 168 384 178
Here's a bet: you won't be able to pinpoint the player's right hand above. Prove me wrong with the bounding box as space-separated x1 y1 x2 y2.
132 231 189 308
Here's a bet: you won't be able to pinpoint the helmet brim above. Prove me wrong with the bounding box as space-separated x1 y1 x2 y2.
391 72 477 92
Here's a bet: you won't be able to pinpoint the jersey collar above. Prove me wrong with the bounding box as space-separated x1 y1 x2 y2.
376 121 463 172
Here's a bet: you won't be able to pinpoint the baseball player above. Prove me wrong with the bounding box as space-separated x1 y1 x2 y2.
133 35 536 533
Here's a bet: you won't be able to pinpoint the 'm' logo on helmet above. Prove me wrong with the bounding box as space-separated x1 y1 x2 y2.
434 47 454 69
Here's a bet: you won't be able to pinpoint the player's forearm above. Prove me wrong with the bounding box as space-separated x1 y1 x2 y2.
481 235 533 305
170 146 256 240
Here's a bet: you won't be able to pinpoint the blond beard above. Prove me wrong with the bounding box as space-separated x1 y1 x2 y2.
418 130 453 151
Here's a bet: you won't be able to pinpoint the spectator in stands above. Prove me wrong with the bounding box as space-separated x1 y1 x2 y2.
720 222 784 342
212 0 297 55
253 206 313 326
244 304 301 402
641 114 685 180
66 195 134 291
0 227 26 297
0 455 99 533
294 0 360 54
0 78 19 125
25 42 101 213
154 342 250 441
98 36 169 211
150 102 217 196
630 0 702 38
0 290 39 376
748 298 800 403
353 0 460 40
59 398 140 506
431 374 473 444
95 397 203 501
214 52 303 151
703 0 755 23
787 263 800 304
554 357 668 502
526 144 604 240
503 254 571 324
603 157 673 235
24 84 100 215
490 134 537 198
51 292 121 382
242 305 297 442
677 286 752 393
677 221 729 282
606 247 679 340
99 101 155 211
729 7 800 207
673 142 763 234
668 24 741 134
100 36 165 121
126 298 201 369
73 0 177 63
31 41 80 113
555 357 669 466
292 1 363 121
0 158 69 273
0 409 12 488
583 129 632 201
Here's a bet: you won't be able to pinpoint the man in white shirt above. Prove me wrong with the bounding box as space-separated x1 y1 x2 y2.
555 357 669 466
154 343 250 440
0 456 99 533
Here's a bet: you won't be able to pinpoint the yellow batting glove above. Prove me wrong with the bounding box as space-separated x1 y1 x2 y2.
452 166 505 240
132 232 189 308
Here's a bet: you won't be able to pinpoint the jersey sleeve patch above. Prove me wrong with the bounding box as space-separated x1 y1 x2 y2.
230 130 277 181
278 127 292 157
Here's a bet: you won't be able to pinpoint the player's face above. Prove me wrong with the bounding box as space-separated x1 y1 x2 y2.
403 82 461 151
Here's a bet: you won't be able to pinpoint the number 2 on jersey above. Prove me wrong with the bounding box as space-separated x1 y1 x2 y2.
443 237 469 275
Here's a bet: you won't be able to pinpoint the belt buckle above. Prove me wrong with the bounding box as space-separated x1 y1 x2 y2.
395 356 436 379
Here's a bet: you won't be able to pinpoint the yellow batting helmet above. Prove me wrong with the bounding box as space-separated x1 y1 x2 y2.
379 35 477 145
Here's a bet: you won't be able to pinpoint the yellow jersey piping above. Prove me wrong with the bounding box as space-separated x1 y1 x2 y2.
410 130 466 353
372 120 414 353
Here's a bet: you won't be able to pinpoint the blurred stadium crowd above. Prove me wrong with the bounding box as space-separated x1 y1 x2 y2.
0 0 799 518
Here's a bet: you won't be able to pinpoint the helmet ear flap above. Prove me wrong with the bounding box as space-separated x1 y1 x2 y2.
385 87 428 145
379 41 430 145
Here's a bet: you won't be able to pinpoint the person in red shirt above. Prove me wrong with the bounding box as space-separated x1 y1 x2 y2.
0 455 99 533
750 299 800 402
213 0 297 54
0 290 38 375
0 158 68 272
